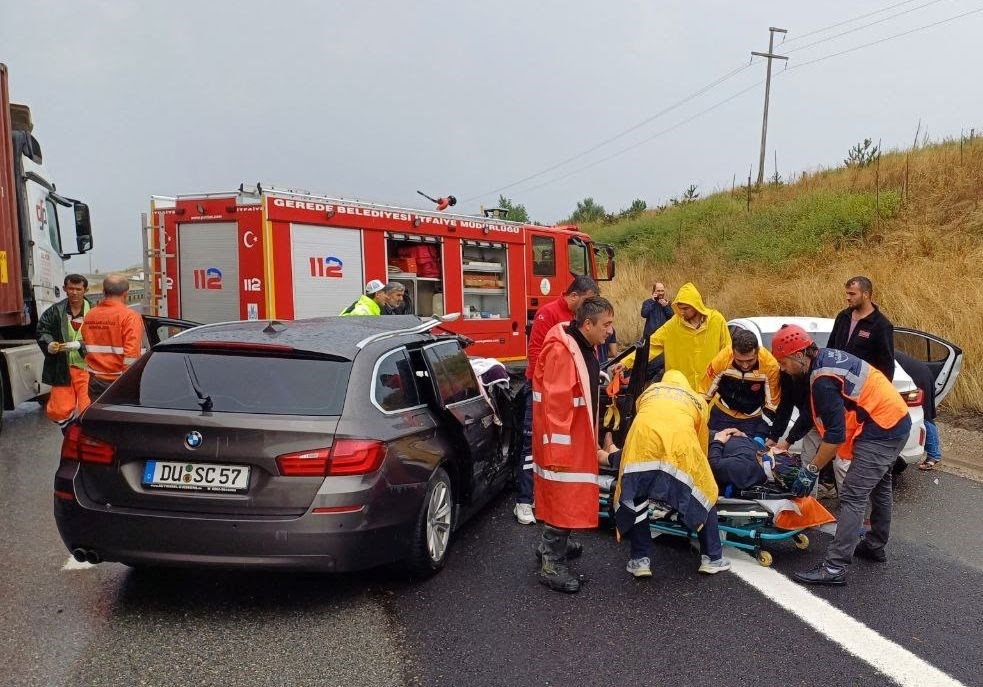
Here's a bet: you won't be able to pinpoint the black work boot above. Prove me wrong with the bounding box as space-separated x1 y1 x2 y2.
534 540 583 563
853 540 887 563
538 557 581 594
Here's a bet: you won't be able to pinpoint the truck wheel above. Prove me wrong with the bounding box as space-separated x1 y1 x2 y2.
405 467 454 577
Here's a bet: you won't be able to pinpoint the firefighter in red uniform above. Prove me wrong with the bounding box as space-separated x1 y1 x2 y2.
81 274 146 401
532 296 614 593
771 324 910 586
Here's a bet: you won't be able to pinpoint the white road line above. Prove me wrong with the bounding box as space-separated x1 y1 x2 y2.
729 552 967 687
61 556 93 571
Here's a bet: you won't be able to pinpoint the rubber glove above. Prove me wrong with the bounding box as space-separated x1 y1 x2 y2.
791 464 820 497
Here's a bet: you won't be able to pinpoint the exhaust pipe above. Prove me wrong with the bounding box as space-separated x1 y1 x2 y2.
71 547 102 564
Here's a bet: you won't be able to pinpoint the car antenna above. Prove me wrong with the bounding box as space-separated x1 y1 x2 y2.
263 320 287 334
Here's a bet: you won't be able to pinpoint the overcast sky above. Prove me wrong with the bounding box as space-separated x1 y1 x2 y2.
3 0 982 271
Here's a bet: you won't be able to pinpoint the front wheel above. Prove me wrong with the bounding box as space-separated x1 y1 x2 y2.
405 467 454 577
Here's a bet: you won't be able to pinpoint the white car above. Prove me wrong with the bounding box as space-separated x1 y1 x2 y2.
727 317 963 464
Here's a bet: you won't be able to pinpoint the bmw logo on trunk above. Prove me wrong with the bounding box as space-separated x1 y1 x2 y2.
185 431 203 450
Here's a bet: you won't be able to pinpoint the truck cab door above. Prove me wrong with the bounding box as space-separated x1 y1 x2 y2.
421 340 497 503
894 327 964 405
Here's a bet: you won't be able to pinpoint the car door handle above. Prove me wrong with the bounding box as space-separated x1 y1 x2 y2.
463 415 477 426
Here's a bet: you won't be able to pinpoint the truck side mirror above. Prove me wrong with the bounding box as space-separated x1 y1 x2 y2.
74 202 93 253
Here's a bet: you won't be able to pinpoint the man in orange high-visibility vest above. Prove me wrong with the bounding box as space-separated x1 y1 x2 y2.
81 274 145 401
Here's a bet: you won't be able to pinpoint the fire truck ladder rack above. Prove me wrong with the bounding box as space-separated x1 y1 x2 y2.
355 313 461 351
142 203 175 316
234 184 532 228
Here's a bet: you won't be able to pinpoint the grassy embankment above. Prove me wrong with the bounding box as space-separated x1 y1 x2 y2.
585 137 983 413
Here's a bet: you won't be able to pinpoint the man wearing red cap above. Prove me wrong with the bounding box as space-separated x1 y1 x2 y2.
770 324 910 586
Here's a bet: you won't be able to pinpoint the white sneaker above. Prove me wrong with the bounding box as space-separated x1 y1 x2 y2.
698 555 732 574
514 503 536 525
626 557 652 578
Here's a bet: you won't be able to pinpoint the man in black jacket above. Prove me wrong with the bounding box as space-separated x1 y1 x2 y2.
828 276 895 380
36 274 92 429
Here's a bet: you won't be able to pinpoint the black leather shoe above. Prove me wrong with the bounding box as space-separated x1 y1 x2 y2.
535 540 583 563
793 565 847 586
854 540 887 563
538 561 581 593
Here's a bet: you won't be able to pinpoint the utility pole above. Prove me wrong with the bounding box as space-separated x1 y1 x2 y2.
752 27 788 186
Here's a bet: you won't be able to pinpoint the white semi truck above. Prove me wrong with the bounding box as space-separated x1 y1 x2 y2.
0 63 94 430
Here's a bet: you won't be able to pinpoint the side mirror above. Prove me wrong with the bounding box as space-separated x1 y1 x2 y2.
593 243 616 282
74 202 93 253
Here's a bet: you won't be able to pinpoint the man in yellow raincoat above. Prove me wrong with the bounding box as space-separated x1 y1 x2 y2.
623 282 731 391
608 370 731 578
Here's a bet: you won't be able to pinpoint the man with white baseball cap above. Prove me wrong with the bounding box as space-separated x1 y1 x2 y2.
340 279 388 316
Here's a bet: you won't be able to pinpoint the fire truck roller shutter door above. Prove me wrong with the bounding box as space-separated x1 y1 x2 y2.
290 224 364 318
177 222 241 324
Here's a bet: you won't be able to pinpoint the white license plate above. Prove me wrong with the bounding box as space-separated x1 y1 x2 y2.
142 461 250 494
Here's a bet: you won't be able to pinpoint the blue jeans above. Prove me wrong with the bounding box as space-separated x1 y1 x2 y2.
924 420 941 460
516 387 534 504
629 506 723 561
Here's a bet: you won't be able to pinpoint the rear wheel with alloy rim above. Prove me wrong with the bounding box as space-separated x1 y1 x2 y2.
406 467 454 577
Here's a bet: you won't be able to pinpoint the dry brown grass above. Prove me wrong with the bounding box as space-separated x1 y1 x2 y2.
602 136 983 412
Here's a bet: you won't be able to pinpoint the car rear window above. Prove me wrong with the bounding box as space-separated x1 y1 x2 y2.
103 351 351 415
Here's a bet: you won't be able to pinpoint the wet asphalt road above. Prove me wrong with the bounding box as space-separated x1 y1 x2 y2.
1 403 981 687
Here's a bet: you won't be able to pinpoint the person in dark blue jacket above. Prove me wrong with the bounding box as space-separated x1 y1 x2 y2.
640 282 673 339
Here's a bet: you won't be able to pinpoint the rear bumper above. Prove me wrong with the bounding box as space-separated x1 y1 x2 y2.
53 469 426 572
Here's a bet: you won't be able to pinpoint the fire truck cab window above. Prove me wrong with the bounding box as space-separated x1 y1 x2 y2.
462 240 508 320
385 234 444 317
532 235 555 276
567 239 589 277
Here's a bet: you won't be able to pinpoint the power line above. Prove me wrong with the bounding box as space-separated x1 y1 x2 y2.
784 0 952 54
510 80 765 196
786 5 983 71
782 0 926 43
507 4 983 198
461 61 757 204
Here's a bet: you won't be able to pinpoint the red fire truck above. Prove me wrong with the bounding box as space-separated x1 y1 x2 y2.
143 185 614 361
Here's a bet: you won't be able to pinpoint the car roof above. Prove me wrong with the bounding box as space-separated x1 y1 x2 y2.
157 316 436 360
727 316 834 336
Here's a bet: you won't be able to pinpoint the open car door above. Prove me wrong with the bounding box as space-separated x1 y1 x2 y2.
142 315 202 348
894 327 963 405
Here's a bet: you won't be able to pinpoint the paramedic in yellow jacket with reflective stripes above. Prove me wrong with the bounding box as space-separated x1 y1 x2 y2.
701 327 781 438
611 370 731 577
81 274 146 402
623 282 731 391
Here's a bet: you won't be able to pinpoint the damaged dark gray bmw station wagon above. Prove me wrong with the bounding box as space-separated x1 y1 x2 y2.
54 315 517 576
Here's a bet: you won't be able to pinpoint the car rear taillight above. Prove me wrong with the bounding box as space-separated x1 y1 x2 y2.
902 389 924 407
277 448 332 476
61 425 116 465
277 439 386 477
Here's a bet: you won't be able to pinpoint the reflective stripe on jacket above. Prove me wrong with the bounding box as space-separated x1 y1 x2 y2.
809 348 909 460
532 323 599 529
702 345 781 420
81 300 145 380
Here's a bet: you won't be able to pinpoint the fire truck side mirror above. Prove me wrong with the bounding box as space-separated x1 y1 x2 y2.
594 243 615 282
73 202 94 253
